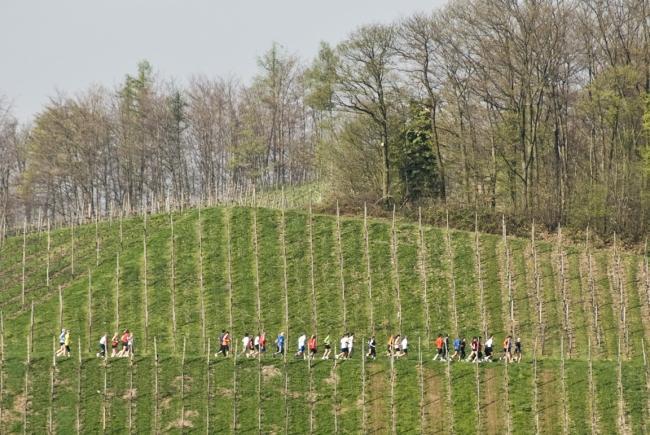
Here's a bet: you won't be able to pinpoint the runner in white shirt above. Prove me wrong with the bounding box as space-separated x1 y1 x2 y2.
296 334 307 359
242 334 251 358
484 335 494 362
97 334 107 358
252 335 260 358
336 334 349 359
347 333 355 358
399 336 408 357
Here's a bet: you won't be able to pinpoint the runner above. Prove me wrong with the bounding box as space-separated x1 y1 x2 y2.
367 336 377 360
274 332 285 357
348 333 355 358
322 335 332 360
259 331 267 354
220 331 231 357
467 337 478 362
502 336 512 363
460 337 467 360
450 337 461 361
64 329 71 357
393 334 402 356
336 333 349 359
398 335 408 358
296 333 307 359
56 329 66 356
307 335 318 359
242 333 252 358
97 334 107 358
117 330 129 357
443 334 450 360
111 333 119 357
127 331 134 357
513 337 522 363
433 334 445 361
476 336 483 361
387 334 394 356
483 335 494 362
252 334 260 358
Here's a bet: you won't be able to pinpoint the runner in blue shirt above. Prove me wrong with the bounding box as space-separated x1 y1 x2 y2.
274 332 285 357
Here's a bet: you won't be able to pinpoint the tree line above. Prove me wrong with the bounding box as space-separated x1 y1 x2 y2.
1 0 649 242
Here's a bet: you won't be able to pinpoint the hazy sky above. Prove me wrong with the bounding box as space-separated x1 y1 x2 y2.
1 0 443 121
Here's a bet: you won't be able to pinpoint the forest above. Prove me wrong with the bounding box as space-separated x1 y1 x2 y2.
1 0 649 243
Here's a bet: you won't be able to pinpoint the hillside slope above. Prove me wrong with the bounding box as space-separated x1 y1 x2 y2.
0 205 648 433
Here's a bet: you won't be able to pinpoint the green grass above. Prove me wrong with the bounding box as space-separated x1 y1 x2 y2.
0 204 647 433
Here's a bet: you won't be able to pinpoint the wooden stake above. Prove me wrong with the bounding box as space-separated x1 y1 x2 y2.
180 336 186 431
332 343 339 434
361 336 367 431
87 271 93 352
71 216 75 277
502 215 515 338
588 339 598 434
29 301 34 363
533 338 540 435
21 217 26 306
22 365 28 435
586 229 600 348
445 209 459 336
335 202 348 330
206 339 211 435
143 213 149 350
417 208 432 347
531 221 544 351
128 353 134 433
417 337 425 432
363 203 375 332
198 205 206 352
225 214 234 333
390 351 396 435
390 205 403 332
154 337 159 433
46 218 51 288
76 340 81 434
101 358 107 432
258 335 263 434
503 360 512 435
307 200 318 333
474 354 481 432
616 335 627 431
232 343 238 432
557 226 572 356
475 214 487 338
170 213 177 353
560 335 568 434
115 254 120 330
252 206 262 334
95 213 99 267
279 199 290 353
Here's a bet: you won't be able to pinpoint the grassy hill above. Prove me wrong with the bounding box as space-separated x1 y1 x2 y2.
0 204 648 433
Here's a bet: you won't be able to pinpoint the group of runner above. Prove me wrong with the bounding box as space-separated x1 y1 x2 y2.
96 329 134 358
211 330 521 363
433 333 522 363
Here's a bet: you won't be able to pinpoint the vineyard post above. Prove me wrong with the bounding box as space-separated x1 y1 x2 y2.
22 364 28 435
49 337 55 434
252 205 262 334
128 352 134 433
232 342 238 432
0 331 2 435
226 215 234 334
418 337 425 432
71 215 75 277
170 213 177 353
180 336 186 431
258 337 263 434
616 335 627 430
445 209 459 336
46 218 51 288
95 213 99 267
115 254 120 331
644 237 649 309
280 194 290 355
332 343 339 434
361 336 367 431
643 339 650 432
390 205 403 331
531 221 544 348
588 339 597 433
363 203 374 332
560 336 568 434
614 233 628 351
87 270 92 352
502 215 515 338
503 361 512 435
335 201 347 329
76 340 82 435
21 217 26 306
198 204 206 352
557 226 572 356
206 339 211 435
586 228 600 348
119 209 123 250
533 338 540 435
142 213 149 351
307 199 318 332
390 350 396 435
445 341 455 434
30 301 34 363
154 337 159 433
0 311 3 363
308 352 314 434
102 357 107 432
475 213 487 338
474 353 481 432
418 208 432 346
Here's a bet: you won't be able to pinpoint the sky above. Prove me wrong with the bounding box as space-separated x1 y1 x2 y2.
1 0 443 122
